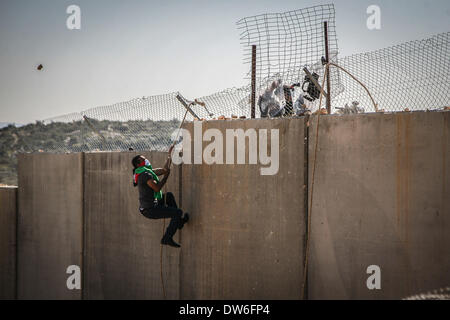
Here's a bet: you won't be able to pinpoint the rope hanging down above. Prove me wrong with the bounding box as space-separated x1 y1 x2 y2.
160 214 167 299
301 62 378 300
159 95 206 300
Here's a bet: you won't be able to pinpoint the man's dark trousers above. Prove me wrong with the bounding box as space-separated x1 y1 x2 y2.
140 192 183 239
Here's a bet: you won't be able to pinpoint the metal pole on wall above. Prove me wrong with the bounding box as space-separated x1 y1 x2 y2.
251 45 257 118
324 21 331 114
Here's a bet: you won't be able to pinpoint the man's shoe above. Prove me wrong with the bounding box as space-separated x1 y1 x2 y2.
161 237 181 248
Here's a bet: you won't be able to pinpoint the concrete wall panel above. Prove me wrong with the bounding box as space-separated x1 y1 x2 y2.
83 152 180 299
308 112 450 299
0 187 17 299
180 118 306 299
17 153 83 299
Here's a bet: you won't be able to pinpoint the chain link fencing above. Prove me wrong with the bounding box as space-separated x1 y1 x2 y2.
332 31 450 113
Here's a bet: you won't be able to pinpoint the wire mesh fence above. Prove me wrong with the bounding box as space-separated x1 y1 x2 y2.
237 4 343 117
238 31 449 118
332 31 450 113
37 89 251 154
41 92 183 153
237 4 449 116
237 4 339 89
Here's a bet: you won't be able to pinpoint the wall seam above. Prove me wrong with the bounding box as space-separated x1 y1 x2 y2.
178 163 183 300
14 184 19 300
303 115 310 300
81 152 86 300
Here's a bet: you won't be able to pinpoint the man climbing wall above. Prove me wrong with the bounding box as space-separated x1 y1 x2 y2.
131 147 189 248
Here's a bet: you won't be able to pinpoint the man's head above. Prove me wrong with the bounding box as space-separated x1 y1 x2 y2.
132 155 147 187
132 155 147 170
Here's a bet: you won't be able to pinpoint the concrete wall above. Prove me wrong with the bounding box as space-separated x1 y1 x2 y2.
9 111 450 300
17 153 83 299
0 187 17 299
83 152 180 299
308 111 450 299
180 118 306 299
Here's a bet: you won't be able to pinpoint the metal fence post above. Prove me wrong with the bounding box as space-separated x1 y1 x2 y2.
251 45 257 118
324 21 331 114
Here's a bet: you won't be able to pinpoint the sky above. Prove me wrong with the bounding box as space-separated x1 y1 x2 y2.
0 0 449 124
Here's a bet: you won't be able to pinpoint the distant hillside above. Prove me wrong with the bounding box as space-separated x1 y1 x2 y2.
0 122 24 129
0 119 179 186
0 122 13 129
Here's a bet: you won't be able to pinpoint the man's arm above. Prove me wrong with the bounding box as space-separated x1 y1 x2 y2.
152 168 168 176
152 157 172 176
153 146 174 176
146 169 170 192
